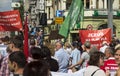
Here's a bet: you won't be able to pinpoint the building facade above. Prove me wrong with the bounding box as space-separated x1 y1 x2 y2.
28 0 120 41
55 0 120 41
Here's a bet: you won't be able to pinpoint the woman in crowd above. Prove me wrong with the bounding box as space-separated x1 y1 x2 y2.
84 51 106 76
114 47 120 76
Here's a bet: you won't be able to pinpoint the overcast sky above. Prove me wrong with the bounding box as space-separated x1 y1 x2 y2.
0 0 13 12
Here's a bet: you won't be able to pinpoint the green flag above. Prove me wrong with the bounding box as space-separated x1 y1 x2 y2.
59 0 83 38
76 3 84 28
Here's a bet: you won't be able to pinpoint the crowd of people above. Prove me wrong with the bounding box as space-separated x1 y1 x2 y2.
0 34 120 76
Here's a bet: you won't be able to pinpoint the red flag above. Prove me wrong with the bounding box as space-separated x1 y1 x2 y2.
24 15 29 58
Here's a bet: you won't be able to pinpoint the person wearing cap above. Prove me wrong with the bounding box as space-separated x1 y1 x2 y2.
100 41 109 53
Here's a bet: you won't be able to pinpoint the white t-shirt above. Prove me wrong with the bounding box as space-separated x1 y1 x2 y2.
51 68 86 76
84 66 106 76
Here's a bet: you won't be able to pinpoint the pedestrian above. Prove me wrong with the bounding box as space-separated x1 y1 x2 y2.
54 41 69 73
114 47 120 76
100 41 108 53
64 42 72 55
84 51 106 76
36 30 43 47
23 60 50 76
30 22 39 36
69 41 81 71
29 47 41 62
40 46 59 72
0 38 23 76
101 46 118 76
8 51 27 76
69 41 91 69
89 45 98 55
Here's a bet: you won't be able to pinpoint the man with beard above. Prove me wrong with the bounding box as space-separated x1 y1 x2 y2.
8 51 27 76
0 38 23 76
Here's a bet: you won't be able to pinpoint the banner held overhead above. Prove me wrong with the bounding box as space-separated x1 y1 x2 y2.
0 10 22 31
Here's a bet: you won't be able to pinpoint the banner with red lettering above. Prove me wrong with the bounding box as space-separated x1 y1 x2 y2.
0 10 22 31
79 28 111 49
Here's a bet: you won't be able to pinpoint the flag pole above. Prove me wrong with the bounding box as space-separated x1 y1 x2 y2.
23 13 29 58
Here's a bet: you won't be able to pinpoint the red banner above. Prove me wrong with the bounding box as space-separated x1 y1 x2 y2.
79 28 111 49
0 10 22 31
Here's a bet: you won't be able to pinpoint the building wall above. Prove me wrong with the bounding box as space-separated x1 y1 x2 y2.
29 0 120 40
68 0 120 38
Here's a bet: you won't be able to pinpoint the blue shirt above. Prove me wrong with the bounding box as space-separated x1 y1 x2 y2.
54 48 69 73
31 27 36 35
70 48 81 68
0 45 8 57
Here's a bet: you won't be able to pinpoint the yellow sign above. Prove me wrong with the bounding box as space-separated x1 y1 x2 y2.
55 17 63 24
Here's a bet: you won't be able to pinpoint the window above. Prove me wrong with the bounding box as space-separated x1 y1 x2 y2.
66 0 72 10
86 0 90 9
